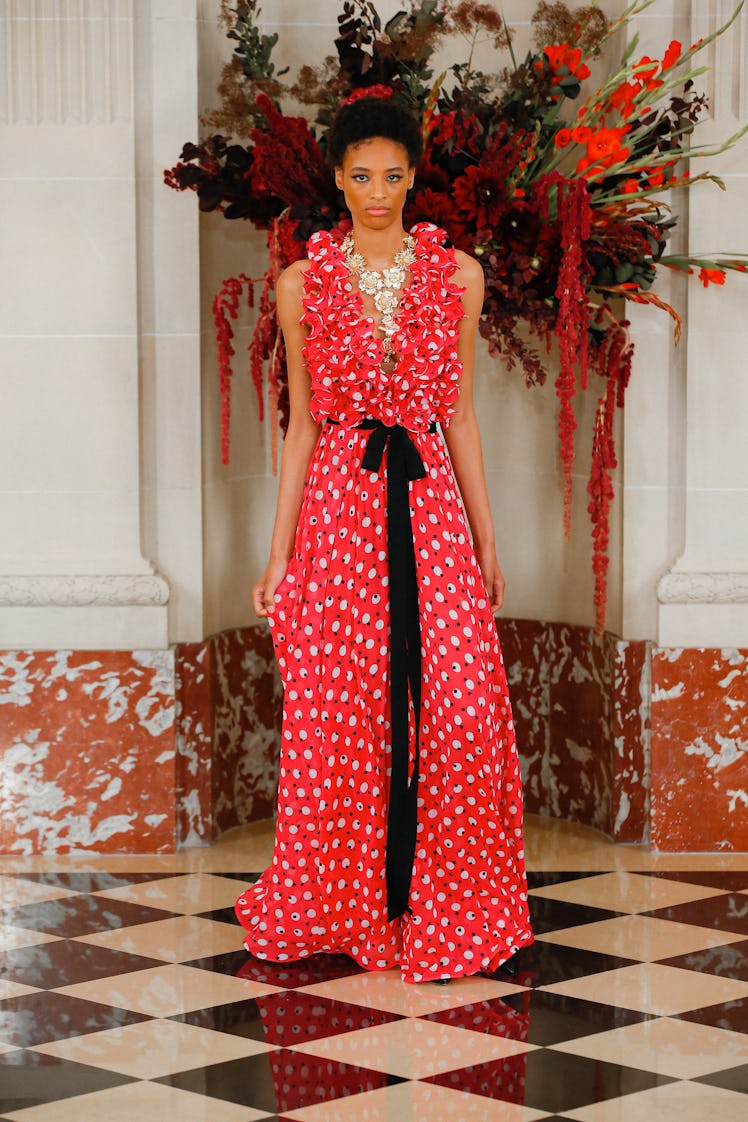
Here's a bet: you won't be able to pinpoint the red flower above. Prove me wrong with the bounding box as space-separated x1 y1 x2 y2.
453 164 507 228
662 40 682 70
450 125 529 231
699 267 726 287
555 127 572 148
607 81 638 120
428 110 482 156
406 188 473 253
341 84 393 106
576 125 630 176
250 95 333 208
274 213 306 266
621 178 640 194
571 125 592 143
634 55 659 83
648 169 665 188
543 44 591 81
587 126 629 164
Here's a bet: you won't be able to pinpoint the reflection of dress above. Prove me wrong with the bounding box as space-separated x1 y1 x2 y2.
235 222 533 983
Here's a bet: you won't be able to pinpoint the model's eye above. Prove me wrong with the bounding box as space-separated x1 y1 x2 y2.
387 174 403 182
352 174 368 182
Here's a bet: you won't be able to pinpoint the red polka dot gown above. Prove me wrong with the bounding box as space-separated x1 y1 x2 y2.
235 223 533 983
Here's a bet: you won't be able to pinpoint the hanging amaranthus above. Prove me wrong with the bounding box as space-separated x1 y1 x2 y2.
213 274 256 465
587 316 633 632
554 177 592 538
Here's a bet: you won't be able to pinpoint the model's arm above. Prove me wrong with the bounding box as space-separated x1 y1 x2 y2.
252 262 322 617
442 252 505 613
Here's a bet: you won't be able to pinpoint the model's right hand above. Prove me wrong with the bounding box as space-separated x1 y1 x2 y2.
253 561 288 618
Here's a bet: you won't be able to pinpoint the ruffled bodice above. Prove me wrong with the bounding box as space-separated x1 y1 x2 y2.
301 222 465 429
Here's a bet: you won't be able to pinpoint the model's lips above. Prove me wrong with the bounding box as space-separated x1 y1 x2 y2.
367 207 389 215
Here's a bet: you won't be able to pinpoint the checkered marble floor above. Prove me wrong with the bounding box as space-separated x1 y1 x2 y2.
1 822 747 1120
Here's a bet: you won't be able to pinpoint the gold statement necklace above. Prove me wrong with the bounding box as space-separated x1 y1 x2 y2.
341 231 417 357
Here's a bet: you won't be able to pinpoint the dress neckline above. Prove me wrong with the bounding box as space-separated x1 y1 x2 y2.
336 225 422 356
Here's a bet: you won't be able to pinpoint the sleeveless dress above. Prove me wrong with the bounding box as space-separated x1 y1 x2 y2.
235 222 533 984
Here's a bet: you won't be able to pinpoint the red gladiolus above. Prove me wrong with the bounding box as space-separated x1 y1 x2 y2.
648 169 665 188
571 125 592 143
634 55 659 82
555 127 573 148
699 267 726 287
621 178 640 194
608 81 638 120
661 40 682 69
586 125 629 164
544 43 591 81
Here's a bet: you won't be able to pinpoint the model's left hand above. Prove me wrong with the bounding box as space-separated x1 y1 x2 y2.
476 547 506 614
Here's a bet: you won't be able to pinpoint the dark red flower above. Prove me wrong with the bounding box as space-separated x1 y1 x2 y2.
406 188 473 252
428 111 482 157
453 164 508 228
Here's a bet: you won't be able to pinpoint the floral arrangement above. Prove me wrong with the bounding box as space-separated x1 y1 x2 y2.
165 0 747 632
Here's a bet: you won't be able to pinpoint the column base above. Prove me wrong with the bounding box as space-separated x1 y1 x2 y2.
0 572 170 649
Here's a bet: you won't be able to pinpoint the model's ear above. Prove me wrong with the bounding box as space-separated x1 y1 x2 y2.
335 167 344 191
407 168 415 190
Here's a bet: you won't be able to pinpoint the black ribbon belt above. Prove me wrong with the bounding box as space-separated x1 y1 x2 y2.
327 417 437 920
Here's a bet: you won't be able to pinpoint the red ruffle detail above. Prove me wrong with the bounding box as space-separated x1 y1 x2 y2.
302 223 465 429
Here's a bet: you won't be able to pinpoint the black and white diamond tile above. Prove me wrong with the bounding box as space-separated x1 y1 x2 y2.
0 868 744 1121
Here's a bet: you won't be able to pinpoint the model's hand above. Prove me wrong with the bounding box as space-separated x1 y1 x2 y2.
253 560 288 618
476 547 506 614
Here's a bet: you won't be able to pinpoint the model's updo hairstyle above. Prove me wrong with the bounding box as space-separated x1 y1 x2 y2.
327 94 423 169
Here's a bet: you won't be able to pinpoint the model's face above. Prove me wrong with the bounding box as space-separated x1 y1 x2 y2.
335 137 415 228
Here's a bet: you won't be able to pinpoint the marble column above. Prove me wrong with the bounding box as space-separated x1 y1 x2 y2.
0 0 205 854
655 1 748 649
0 0 205 651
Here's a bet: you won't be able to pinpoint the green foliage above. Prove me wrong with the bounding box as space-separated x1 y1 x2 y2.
227 1 289 81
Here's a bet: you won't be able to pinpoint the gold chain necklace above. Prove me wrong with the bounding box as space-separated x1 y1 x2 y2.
341 232 417 356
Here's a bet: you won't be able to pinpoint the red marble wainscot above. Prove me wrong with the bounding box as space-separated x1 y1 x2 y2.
496 618 552 817
211 624 283 836
175 639 214 847
546 623 617 837
0 649 176 855
651 647 748 851
612 639 651 843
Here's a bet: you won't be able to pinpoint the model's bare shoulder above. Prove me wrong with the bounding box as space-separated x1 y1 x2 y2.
277 258 311 297
276 259 312 324
453 249 484 287
452 250 485 316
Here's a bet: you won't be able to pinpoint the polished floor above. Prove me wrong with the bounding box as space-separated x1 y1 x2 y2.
1 816 747 1121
